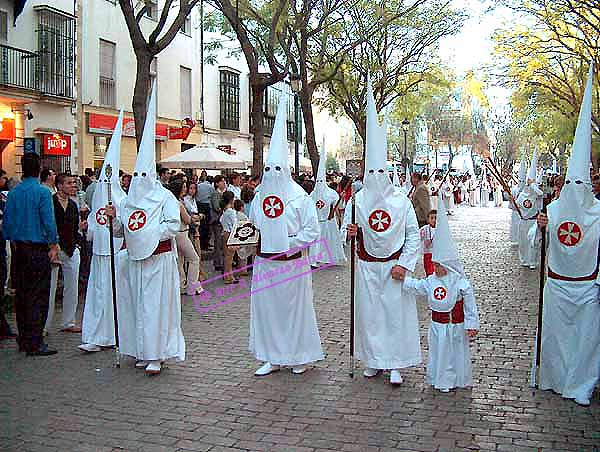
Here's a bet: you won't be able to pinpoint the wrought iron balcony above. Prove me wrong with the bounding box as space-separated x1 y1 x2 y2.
0 44 38 92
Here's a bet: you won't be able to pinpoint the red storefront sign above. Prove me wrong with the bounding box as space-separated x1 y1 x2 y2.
168 118 196 140
43 133 72 156
88 113 169 141
0 118 15 141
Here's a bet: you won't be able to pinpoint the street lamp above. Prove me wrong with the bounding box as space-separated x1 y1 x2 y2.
401 118 410 166
290 73 301 176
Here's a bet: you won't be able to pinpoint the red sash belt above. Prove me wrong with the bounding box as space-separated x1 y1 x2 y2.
256 237 302 261
357 228 403 262
547 267 598 282
431 299 464 324
120 239 172 255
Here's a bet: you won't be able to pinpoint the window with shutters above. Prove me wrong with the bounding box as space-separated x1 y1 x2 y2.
99 39 116 107
180 15 191 35
180 66 192 118
219 70 239 131
36 6 75 98
0 11 8 41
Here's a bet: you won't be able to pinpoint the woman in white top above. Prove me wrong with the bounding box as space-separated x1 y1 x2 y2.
183 183 206 280
219 191 240 284
168 178 203 296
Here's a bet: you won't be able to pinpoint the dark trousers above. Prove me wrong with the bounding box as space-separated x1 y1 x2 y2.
197 202 211 249
0 244 11 337
12 242 51 353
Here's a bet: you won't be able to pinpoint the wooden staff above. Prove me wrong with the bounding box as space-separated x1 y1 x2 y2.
485 159 524 219
349 188 356 378
534 195 550 388
106 164 120 368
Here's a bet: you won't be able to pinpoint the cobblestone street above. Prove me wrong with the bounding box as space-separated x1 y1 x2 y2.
2 204 599 452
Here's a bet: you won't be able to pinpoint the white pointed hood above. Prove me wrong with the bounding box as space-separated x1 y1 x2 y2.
548 64 600 279
392 164 402 187
89 110 126 255
404 164 413 193
432 194 465 277
122 82 175 261
354 76 412 258
256 94 306 253
311 137 338 220
527 148 538 183
517 157 527 189
127 82 160 207
363 75 393 199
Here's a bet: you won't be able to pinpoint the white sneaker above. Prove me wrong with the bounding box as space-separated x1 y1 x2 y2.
145 360 162 375
78 343 101 353
390 370 403 385
529 265 537 270
363 367 380 378
292 365 307 374
574 397 590 407
439 388 450 393
187 286 205 296
135 360 148 369
254 362 280 376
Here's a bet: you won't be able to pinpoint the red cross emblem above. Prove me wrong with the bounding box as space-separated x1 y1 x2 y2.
262 195 284 218
315 199 325 209
128 210 147 231
557 221 582 246
433 286 447 301
522 199 532 209
95 208 107 226
368 209 391 232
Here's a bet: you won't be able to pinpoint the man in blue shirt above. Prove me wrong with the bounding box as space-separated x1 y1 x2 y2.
4 153 60 356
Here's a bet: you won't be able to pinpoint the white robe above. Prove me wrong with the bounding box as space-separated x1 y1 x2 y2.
535 202 600 401
404 273 479 390
494 185 503 207
309 188 346 266
341 197 422 370
249 194 324 365
114 189 185 362
81 255 117 346
517 185 542 267
508 186 521 243
480 185 489 207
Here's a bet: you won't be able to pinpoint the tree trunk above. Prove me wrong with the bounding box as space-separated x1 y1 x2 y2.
299 88 319 175
356 118 366 163
132 51 153 149
250 81 265 176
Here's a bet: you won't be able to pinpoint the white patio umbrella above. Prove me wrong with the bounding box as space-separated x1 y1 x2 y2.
159 145 247 170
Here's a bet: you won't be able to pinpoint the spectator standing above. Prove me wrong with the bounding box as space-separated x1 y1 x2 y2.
169 178 203 296
0 170 16 340
84 168 98 207
210 175 226 272
4 154 60 355
195 173 215 250
227 172 243 200
45 173 86 334
411 172 431 228
592 174 600 200
158 167 170 187
121 173 131 193
40 168 57 195
220 191 239 284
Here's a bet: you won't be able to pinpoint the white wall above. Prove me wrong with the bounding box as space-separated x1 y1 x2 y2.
81 0 198 121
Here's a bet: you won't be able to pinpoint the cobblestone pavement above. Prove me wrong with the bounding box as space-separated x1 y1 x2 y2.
2 204 600 452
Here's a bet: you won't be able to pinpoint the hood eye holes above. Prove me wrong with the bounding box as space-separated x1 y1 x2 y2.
275 166 281 171
133 172 138 177
141 172 147 177
378 169 384 173
565 180 571 184
368 169 374 174
575 180 583 184
265 166 271 172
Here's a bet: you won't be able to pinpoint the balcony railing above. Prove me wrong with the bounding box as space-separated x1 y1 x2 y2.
99 76 116 107
0 44 37 92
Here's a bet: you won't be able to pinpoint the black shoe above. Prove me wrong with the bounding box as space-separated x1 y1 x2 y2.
26 345 58 357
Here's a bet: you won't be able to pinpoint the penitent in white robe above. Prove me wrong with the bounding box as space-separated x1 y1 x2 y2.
508 186 521 243
535 201 600 401
494 185 503 207
404 272 479 390
516 185 542 267
114 187 185 362
309 187 346 266
341 194 422 370
249 194 324 365
480 185 489 207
